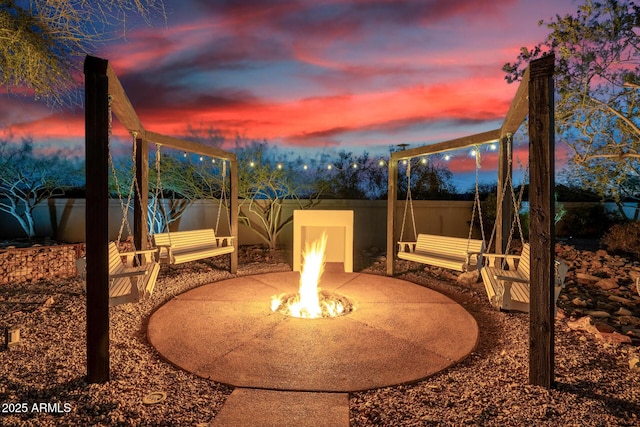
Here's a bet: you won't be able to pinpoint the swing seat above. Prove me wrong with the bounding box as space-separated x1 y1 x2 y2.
397 234 485 272
76 242 160 307
480 243 569 314
152 229 235 265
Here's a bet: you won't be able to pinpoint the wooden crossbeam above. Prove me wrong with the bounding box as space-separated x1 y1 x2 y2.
501 66 530 138
144 130 237 162
106 64 144 136
390 129 501 161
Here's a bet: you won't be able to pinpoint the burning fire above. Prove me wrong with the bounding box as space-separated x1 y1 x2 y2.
271 232 353 319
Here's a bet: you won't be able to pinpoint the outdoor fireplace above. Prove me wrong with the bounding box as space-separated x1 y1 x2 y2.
292 210 353 273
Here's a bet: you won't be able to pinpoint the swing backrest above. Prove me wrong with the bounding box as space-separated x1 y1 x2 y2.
415 234 484 257
515 244 531 276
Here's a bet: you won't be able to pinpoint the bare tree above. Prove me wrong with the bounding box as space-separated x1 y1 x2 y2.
235 139 327 250
1 0 165 107
0 138 82 237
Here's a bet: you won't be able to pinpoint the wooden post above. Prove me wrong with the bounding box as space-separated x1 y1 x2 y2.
528 54 556 389
84 55 110 383
496 135 514 254
134 137 149 250
229 159 239 274
386 158 398 276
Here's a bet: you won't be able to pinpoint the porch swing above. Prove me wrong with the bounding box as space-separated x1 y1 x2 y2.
151 146 235 265
396 151 485 272
480 142 569 313
77 125 160 307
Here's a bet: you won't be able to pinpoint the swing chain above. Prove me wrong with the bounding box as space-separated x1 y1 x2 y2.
215 160 230 234
399 160 417 242
468 146 486 254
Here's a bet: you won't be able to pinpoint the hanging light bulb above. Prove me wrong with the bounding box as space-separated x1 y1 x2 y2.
378 159 385 167
303 164 308 170
277 163 283 169
444 154 451 161
327 164 333 170
199 156 204 162
352 163 358 169
249 161 255 167
489 143 497 151
420 157 427 164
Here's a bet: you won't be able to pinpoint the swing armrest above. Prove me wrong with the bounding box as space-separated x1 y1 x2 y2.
397 241 416 253
111 266 149 279
494 273 529 284
119 248 159 266
483 253 521 269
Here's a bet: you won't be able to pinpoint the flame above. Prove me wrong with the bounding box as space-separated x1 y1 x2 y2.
295 232 327 318
271 232 351 319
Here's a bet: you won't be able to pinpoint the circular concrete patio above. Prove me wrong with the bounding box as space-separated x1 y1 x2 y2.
147 271 479 392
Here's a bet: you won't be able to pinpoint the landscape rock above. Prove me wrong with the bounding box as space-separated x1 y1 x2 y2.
585 310 611 318
456 270 479 286
594 278 619 290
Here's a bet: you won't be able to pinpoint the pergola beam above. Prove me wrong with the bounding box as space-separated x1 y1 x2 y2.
144 130 237 161
390 129 501 161
501 66 530 138
106 64 144 136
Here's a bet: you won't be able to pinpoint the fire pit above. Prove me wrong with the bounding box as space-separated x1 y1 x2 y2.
271 233 355 319
147 270 479 392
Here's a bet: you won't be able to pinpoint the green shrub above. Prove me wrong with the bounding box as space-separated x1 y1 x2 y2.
601 222 640 255
556 204 617 238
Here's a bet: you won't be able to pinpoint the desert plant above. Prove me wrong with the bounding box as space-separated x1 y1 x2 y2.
601 221 640 255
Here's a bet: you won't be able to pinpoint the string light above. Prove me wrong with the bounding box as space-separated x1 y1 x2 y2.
327 164 333 170
352 163 358 169
277 163 283 169
420 157 427 164
489 143 497 151
378 159 385 167
303 164 308 170
199 156 204 161
444 154 452 161
470 149 477 157
249 161 255 167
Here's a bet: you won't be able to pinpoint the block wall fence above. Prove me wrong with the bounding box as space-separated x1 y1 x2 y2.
0 198 478 252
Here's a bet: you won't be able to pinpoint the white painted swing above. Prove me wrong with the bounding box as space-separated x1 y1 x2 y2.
150 147 235 265
479 141 569 314
396 151 485 272
78 129 161 306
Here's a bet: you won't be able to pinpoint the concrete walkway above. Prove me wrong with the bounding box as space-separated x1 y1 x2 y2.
148 272 479 425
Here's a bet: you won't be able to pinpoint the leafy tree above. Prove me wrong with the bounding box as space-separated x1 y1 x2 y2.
0 138 82 237
1 0 165 107
407 157 457 200
322 151 388 199
503 0 640 217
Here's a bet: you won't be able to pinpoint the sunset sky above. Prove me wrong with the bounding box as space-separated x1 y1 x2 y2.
1 0 579 190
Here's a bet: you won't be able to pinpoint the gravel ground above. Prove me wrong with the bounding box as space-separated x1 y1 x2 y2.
1 245 639 426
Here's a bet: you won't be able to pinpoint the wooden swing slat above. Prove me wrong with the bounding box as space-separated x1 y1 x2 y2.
397 234 485 272
152 229 235 265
